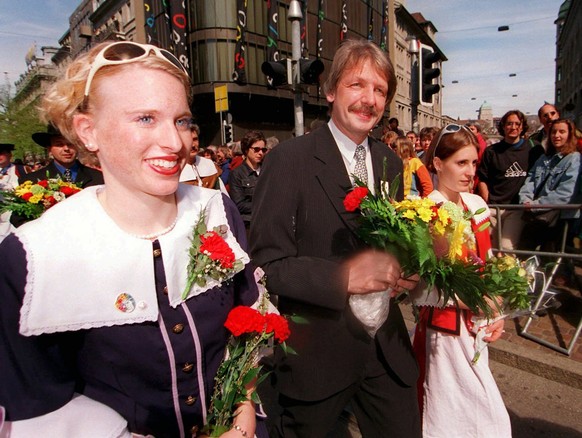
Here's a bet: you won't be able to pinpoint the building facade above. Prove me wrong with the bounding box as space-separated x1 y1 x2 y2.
13 0 447 145
555 0 581 127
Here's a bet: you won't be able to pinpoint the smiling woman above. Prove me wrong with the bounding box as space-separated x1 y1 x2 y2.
0 42 266 438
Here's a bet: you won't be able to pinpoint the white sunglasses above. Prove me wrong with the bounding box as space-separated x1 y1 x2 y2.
84 41 188 98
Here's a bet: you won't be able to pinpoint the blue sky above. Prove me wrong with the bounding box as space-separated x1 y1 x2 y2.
406 0 563 119
1 1 563 120
0 0 78 91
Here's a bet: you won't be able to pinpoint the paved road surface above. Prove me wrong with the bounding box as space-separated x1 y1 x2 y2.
492 360 582 438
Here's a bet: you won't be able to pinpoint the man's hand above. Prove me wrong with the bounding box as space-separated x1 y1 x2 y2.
344 250 418 295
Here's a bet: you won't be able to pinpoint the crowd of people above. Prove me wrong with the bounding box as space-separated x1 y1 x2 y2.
0 37 581 438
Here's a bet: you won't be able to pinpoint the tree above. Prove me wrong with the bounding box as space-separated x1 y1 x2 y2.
0 92 46 161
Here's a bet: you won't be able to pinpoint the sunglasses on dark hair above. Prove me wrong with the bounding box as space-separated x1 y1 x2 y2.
84 42 187 97
433 124 469 158
250 147 268 153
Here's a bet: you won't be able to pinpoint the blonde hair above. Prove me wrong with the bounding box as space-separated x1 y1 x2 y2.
394 136 416 165
39 41 191 153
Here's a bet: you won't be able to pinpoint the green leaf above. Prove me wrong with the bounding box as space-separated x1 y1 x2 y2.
288 314 309 324
242 367 261 386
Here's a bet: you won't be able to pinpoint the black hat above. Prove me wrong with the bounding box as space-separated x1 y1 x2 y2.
0 143 15 153
32 125 63 148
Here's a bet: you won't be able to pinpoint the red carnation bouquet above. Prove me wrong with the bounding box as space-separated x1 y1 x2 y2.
203 280 296 436
0 177 82 219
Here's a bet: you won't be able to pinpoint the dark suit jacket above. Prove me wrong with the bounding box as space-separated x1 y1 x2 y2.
18 160 104 187
11 161 104 227
250 126 418 402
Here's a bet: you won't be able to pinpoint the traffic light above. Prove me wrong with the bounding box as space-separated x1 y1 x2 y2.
224 123 233 143
419 43 441 106
299 58 324 85
261 59 292 88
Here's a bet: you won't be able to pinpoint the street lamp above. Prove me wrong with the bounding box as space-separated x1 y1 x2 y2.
288 0 304 136
407 36 419 134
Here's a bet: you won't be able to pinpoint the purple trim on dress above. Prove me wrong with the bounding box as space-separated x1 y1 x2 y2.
158 312 186 438
181 302 208 423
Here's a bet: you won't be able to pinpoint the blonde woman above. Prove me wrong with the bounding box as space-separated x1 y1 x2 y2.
0 42 264 438
394 136 433 197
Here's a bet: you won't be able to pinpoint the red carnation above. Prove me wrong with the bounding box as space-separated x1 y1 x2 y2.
200 231 236 268
21 192 33 201
265 313 291 343
60 186 78 197
224 306 265 336
37 180 48 188
343 187 369 212
44 196 57 207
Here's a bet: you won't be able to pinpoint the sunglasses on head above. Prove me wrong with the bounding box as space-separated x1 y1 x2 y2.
250 147 268 153
433 124 469 157
84 42 188 98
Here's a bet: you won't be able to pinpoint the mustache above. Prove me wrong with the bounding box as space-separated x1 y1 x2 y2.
348 104 379 118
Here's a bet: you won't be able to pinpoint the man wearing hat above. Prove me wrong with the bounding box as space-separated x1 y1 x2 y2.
20 125 103 187
10 127 104 228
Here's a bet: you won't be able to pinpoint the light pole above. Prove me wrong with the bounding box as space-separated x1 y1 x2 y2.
288 0 304 136
408 36 419 134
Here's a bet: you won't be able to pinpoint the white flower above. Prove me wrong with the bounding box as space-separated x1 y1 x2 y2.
53 191 66 202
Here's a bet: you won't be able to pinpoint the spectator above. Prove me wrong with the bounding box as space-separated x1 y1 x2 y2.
519 118 581 251
22 125 104 187
11 126 104 228
179 125 221 190
382 130 398 149
529 103 560 154
228 130 266 227
0 143 28 240
216 145 232 185
466 122 488 192
388 117 405 136
394 136 433 197
418 126 438 160
476 110 539 251
266 136 279 151
229 141 244 171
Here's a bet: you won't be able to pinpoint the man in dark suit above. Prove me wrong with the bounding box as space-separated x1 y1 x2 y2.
250 39 421 437
11 126 103 227
19 125 103 187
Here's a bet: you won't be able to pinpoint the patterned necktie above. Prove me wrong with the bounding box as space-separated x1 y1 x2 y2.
353 144 368 186
63 169 72 182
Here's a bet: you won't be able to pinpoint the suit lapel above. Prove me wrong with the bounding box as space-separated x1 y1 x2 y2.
313 127 361 234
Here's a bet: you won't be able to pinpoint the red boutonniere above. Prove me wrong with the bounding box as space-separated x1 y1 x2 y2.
343 186 369 212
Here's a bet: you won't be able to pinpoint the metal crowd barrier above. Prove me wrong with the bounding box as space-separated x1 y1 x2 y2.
489 203 582 356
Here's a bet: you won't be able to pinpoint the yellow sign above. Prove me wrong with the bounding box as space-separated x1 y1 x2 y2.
214 85 229 113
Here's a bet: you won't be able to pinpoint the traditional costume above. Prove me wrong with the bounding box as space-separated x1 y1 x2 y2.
0 184 264 438
411 190 512 438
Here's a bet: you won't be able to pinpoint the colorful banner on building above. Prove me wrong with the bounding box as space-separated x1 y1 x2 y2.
233 0 249 84
380 0 389 51
300 0 307 56
367 0 373 41
143 0 190 73
266 0 279 88
316 0 324 58
340 0 348 41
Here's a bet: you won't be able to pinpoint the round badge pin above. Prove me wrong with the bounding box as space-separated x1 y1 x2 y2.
115 293 136 313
